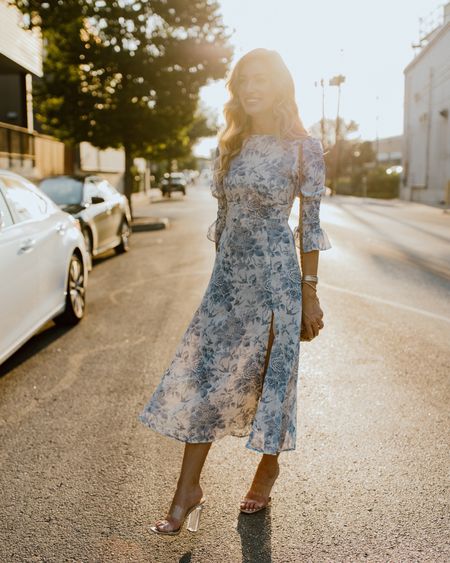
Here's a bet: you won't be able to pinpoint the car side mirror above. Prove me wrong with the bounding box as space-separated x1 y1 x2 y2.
91 196 105 204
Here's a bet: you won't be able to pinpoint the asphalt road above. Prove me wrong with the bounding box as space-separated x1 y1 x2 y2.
1 183 449 562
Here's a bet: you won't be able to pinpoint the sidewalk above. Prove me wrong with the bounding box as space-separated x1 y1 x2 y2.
130 189 170 232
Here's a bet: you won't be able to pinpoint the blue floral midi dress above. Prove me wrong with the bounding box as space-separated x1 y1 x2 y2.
138 134 332 454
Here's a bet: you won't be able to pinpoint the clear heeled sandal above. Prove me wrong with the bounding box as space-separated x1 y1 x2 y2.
149 498 206 536
240 464 280 514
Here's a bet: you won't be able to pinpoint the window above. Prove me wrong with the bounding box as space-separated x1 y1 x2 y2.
0 190 14 228
1 176 49 222
39 176 83 206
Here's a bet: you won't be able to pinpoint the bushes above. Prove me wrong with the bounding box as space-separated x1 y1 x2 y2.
333 167 400 198
366 166 400 198
334 176 353 195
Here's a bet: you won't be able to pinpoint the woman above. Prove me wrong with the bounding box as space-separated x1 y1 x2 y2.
138 47 332 535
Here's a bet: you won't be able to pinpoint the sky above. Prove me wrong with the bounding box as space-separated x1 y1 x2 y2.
194 0 445 157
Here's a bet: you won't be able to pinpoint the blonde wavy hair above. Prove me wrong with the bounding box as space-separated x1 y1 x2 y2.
214 48 310 187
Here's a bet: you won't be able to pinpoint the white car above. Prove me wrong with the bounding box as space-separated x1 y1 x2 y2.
0 170 90 365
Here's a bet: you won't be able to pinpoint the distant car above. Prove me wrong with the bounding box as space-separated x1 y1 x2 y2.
0 169 90 365
160 172 187 197
386 165 403 175
38 175 132 263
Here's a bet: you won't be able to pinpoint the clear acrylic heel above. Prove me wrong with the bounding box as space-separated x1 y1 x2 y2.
149 498 206 535
186 502 204 532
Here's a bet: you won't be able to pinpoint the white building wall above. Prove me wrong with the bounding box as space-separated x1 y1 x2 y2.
0 2 42 76
373 135 403 163
79 142 148 192
402 20 450 205
79 142 125 174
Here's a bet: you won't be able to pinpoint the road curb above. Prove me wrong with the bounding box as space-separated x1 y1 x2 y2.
130 191 170 231
131 216 169 232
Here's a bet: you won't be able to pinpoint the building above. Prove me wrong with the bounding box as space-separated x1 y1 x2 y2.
0 1 149 192
401 2 450 205
372 135 403 167
0 1 50 177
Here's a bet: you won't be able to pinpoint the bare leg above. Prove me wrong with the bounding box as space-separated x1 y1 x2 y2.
154 442 212 532
241 314 281 511
240 453 280 511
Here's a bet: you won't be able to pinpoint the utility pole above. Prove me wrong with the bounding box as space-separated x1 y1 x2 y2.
375 94 380 166
314 78 326 148
329 74 346 195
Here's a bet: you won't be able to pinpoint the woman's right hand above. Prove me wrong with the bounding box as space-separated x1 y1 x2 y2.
300 290 324 341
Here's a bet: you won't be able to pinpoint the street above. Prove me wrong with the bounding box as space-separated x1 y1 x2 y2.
1 182 449 562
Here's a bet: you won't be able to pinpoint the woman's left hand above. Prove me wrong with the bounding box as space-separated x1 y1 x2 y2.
300 288 324 341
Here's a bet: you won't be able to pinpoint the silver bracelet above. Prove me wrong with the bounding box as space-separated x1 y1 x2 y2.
302 274 318 283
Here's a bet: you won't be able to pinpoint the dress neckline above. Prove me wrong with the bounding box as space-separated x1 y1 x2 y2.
244 134 310 147
248 134 277 137
246 133 310 140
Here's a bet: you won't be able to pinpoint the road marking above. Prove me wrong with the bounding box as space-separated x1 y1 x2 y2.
321 282 450 324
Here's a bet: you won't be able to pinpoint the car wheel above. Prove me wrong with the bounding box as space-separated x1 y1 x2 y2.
53 252 86 326
182 188 186 195
115 218 131 254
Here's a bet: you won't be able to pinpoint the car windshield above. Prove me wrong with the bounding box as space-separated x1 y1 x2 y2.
39 177 83 205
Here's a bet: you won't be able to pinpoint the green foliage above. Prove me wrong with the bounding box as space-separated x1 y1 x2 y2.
348 141 376 194
334 177 353 196
310 118 400 199
310 117 359 150
146 106 218 162
366 166 400 198
10 0 233 212
11 0 232 154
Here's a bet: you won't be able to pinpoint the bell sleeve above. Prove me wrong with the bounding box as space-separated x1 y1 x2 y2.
292 136 332 252
206 147 228 248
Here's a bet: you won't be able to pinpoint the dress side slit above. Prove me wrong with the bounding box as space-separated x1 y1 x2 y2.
261 310 276 384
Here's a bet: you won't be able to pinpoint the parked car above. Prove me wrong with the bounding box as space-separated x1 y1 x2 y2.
160 172 187 197
0 169 90 365
38 175 132 263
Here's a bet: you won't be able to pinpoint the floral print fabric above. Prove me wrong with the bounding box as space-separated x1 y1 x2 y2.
138 134 332 454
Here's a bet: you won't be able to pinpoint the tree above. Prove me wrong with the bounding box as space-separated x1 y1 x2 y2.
11 0 233 217
146 102 219 171
310 117 359 191
309 117 358 151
